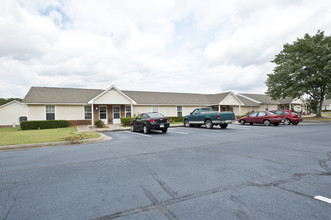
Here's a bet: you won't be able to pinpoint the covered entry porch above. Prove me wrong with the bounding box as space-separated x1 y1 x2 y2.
88 86 136 126
92 104 132 125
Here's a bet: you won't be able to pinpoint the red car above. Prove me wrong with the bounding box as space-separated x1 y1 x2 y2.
270 110 303 125
238 111 283 126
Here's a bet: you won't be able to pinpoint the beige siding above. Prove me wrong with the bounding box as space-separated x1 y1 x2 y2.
94 88 132 104
292 98 304 105
56 105 84 120
255 104 278 111
159 106 177 116
293 104 303 112
133 106 152 116
0 102 27 126
28 105 45 120
133 105 205 117
220 94 241 105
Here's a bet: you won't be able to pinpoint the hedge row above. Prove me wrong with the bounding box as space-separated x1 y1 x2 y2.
20 120 69 130
167 116 184 122
121 117 134 126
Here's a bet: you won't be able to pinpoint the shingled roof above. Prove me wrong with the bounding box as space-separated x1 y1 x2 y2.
238 93 296 105
23 87 235 105
23 87 103 104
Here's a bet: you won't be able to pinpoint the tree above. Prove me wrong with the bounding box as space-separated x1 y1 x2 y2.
0 98 23 106
266 31 331 117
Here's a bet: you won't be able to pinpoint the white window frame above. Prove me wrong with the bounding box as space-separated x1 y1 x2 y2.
125 105 132 117
84 106 92 119
152 105 158 113
45 105 55 120
177 106 182 116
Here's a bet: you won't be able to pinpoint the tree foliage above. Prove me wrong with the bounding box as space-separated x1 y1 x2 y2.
266 31 331 117
0 98 23 106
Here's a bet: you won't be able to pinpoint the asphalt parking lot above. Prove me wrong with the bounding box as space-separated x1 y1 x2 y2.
1 123 331 220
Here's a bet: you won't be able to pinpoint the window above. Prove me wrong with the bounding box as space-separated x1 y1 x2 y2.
100 106 107 119
222 106 226 112
192 109 199 115
46 105 55 120
125 105 131 117
177 106 182 116
258 112 266 116
249 112 258 117
214 106 219 112
84 106 92 119
152 105 158 113
229 106 233 112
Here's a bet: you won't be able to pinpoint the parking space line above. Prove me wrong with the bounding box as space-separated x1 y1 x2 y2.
314 195 331 204
123 131 152 138
168 131 189 135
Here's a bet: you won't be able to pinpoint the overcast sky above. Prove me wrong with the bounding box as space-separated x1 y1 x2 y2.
1 0 330 98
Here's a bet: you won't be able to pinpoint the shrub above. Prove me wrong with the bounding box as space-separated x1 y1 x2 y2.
94 120 105 128
167 116 184 123
20 120 69 130
121 117 134 126
237 111 254 119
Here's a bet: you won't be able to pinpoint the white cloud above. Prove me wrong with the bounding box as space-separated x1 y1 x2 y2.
0 0 331 98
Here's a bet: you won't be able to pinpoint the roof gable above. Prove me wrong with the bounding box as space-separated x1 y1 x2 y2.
88 85 136 104
0 100 27 108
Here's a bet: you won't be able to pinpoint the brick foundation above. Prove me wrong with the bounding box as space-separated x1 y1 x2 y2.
0 125 16 128
69 120 92 126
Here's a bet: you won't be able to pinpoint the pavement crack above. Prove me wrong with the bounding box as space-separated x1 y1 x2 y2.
93 183 248 220
0 187 16 220
126 157 178 199
319 152 331 173
198 147 298 167
141 186 177 220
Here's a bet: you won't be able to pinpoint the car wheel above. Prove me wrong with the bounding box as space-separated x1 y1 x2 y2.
220 124 228 129
143 125 150 134
205 119 213 129
273 123 279 126
131 124 135 132
292 121 299 125
284 118 291 125
264 120 271 126
250 123 253 125
184 119 190 127
240 120 245 125
162 128 168 133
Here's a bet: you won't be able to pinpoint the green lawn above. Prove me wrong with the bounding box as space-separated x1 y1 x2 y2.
0 127 100 146
302 116 331 121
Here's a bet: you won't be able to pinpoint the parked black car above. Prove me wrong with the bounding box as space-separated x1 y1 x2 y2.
131 113 170 134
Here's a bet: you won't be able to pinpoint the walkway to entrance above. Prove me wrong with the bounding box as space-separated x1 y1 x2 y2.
77 124 130 132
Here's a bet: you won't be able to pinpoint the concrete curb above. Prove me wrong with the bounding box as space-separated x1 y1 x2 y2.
0 133 111 151
90 124 184 132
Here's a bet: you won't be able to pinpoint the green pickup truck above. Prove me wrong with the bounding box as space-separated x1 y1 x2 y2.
183 107 235 129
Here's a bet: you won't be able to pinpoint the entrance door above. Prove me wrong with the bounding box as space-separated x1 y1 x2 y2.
99 106 107 124
113 106 121 124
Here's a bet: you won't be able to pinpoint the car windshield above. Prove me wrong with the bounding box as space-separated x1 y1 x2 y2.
148 113 165 118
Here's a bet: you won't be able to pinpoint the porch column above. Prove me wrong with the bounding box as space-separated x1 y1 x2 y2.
219 104 221 112
91 103 94 126
239 105 241 116
131 103 133 117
